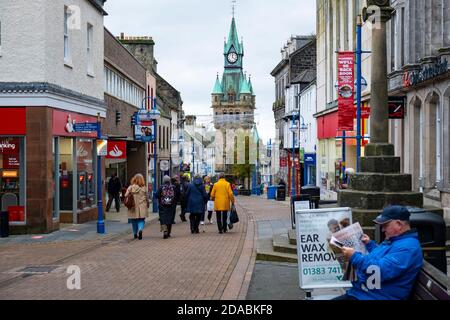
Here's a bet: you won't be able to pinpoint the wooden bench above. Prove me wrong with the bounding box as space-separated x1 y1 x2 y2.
411 260 450 300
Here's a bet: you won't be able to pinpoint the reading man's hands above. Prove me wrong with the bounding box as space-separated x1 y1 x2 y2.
342 247 356 259
361 234 371 245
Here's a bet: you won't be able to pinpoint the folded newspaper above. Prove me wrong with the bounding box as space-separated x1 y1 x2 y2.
329 222 367 282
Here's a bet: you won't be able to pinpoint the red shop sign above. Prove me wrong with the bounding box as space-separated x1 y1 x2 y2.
0 138 20 155
0 108 26 135
52 110 98 138
106 141 127 159
280 157 287 168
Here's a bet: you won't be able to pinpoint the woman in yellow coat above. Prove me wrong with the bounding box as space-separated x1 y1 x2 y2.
210 173 235 234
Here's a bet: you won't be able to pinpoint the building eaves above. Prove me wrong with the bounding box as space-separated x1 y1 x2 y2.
88 0 108 16
270 59 289 77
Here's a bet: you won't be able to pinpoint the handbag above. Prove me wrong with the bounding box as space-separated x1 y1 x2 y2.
229 204 239 224
207 200 214 212
124 192 135 210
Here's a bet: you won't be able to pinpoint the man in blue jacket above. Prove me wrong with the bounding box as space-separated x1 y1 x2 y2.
334 206 423 300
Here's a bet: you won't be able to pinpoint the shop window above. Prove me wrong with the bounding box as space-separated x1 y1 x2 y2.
76 139 94 210
0 137 25 223
59 137 73 211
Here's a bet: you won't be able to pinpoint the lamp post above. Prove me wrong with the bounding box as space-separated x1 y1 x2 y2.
289 111 299 198
191 137 196 177
96 113 105 234
140 97 161 214
268 139 273 186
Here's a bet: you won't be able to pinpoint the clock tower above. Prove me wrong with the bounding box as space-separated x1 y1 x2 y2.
212 16 257 175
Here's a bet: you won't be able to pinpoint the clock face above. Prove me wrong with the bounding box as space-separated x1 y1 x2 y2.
227 52 238 64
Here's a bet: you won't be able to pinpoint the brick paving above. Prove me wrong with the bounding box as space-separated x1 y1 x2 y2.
0 197 294 300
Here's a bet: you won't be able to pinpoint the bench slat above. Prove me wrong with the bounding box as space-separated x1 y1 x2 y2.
416 272 450 300
413 282 438 300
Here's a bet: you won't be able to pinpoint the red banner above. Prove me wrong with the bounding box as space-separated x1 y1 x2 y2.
280 157 287 168
106 141 127 159
52 110 98 138
338 52 355 131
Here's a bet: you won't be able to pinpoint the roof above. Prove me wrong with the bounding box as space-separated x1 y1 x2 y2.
212 75 224 94
291 69 316 84
239 75 251 94
224 18 242 55
88 0 108 16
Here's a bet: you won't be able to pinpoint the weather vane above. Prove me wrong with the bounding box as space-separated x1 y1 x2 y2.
232 0 237 17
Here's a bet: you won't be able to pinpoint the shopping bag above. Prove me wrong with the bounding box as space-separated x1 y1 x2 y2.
207 200 214 212
229 204 239 224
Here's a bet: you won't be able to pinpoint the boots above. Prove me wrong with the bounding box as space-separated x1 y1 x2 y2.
167 224 172 238
162 225 169 239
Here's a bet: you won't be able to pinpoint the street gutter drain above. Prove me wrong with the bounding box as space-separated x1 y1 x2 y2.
17 266 60 274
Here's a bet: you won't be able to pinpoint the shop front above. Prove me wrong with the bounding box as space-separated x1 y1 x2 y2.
0 108 26 227
52 110 99 224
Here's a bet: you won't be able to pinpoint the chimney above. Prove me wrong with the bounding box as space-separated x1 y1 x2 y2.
120 32 124 39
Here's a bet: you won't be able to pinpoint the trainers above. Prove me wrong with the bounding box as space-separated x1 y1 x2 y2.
200 221 205 225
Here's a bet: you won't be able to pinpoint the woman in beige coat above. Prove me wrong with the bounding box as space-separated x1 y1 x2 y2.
125 174 149 240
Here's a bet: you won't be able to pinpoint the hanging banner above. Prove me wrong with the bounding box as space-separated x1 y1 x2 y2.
338 52 355 131
295 207 353 290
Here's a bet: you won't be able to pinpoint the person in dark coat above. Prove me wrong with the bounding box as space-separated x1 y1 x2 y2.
171 176 181 224
179 174 190 222
156 176 179 239
106 173 122 212
185 174 209 234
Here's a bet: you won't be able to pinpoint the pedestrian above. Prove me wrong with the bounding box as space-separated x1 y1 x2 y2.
171 176 181 224
186 174 209 234
106 173 122 213
202 176 214 225
179 174 190 222
125 174 149 240
157 175 179 239
210 172 235 234
333 206 423 300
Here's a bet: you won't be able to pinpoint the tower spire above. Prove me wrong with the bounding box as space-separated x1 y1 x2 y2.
232 0 237 18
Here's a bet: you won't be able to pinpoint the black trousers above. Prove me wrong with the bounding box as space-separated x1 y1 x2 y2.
216 211 228 232
189 214 201 233
106 193 121 212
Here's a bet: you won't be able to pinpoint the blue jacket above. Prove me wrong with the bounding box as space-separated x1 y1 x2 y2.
347 230 423 300
186 178 208 214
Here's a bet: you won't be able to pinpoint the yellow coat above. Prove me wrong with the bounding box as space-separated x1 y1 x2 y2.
210 179 235 211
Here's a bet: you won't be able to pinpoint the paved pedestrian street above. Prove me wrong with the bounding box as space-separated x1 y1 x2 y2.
0 197 292 300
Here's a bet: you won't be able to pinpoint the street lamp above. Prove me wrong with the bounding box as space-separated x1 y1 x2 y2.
191 137 196 176
289 110 299 198
267 139 273 186
141 97 161 214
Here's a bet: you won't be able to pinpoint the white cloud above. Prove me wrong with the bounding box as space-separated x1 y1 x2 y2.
104 0 316 142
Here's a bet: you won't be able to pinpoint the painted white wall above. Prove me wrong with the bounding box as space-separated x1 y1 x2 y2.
300 84 317 154
0 0 104 101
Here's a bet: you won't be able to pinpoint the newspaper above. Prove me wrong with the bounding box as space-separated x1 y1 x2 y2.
329 222 367 282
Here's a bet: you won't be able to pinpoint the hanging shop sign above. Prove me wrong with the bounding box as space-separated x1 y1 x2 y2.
388 97 406 119
403 58 448 88
97 140 108 157
160 160 170 172
106 141 127 159
337 52 355 131
134 124 155 143
280 157 288 168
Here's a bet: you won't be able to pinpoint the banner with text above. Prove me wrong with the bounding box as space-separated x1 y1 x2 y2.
338 52 355 131
295 207 353 290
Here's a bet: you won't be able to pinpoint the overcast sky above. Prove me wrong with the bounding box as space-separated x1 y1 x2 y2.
104 0 316 142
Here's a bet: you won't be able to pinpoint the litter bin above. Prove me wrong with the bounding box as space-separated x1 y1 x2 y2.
276 185 286 201
375 207 447 274
0 211 9 238
267 186 277 200
301 185 320 209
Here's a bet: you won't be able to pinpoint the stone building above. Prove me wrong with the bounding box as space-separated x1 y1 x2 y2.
0 0 107 233
103 28 147 190
211 16 257 179
387 0 450 219
271 35 316 192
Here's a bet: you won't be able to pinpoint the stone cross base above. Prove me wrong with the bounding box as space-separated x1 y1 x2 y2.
338 143 423 237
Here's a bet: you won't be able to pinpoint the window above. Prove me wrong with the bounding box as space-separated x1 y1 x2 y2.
104 67 145 108
64 7 71 64
87 24 93 75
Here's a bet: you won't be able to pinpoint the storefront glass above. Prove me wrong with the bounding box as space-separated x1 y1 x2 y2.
76 138 95 210
0 137 25 223
59 137 74 211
